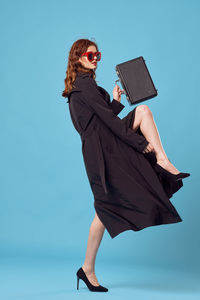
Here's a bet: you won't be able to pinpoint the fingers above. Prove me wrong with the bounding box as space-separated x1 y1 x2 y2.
113 85 124 101
115 84 123 92
114 84 125 95
142 142 155 153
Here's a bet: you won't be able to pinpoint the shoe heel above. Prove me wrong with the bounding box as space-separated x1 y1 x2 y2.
77 275 80 290
155 163 190 181
176 172 190 180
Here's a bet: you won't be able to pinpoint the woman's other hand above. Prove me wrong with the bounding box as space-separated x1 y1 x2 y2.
142 142 155 154
113 84 124 102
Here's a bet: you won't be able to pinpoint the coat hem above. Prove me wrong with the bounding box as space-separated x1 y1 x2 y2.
109 217 183 239
94 202 182 240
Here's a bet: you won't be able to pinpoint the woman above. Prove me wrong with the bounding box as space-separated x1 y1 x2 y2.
62 39 190 292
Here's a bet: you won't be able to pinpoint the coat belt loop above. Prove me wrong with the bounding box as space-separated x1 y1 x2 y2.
80 130 108 195
94 133 108 195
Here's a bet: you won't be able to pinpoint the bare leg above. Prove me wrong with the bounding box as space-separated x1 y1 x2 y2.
82 212 105 286
132 105 180 174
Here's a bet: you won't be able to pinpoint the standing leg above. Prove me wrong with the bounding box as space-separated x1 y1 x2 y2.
132 105 180 174
82 212 105 286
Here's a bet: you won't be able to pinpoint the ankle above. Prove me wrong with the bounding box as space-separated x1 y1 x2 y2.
156 154 168 162
82 264 95 274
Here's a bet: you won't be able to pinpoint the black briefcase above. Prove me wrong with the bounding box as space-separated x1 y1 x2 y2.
115 56 158 105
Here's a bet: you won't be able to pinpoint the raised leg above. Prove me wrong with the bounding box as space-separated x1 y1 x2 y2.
82 211 105 286
132 105 180 174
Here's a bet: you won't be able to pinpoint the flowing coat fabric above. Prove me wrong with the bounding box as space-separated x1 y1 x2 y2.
66 71 183 239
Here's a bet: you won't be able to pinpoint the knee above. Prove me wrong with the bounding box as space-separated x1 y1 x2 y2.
136 104 152 117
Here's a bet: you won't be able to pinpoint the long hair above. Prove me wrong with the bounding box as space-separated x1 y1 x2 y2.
62 39 99 98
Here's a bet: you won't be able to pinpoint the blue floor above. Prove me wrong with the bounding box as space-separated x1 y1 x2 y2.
1 256 199 300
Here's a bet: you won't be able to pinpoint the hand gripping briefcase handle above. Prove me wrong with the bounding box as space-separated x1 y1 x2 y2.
115 56 158 105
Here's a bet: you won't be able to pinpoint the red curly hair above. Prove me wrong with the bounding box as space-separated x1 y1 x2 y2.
62 39 99 98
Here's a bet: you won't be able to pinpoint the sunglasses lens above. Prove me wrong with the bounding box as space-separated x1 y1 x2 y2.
88 53 93 61
96 52 101 61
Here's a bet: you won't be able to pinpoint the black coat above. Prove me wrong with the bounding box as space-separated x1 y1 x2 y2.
66 71 183 239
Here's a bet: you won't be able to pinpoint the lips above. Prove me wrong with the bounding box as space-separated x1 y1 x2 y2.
92 62 97 65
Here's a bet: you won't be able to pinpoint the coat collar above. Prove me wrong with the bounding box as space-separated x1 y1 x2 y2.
76 71 93 78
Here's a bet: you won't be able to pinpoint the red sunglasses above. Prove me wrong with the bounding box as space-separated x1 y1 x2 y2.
81 51 101 62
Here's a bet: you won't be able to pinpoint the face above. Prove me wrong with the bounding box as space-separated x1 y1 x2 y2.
78 45 99 70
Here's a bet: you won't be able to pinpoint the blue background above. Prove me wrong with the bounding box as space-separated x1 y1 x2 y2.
1 0 199 299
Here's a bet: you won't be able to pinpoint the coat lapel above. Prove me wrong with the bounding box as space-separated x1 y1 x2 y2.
66 77 110 105
66 72 93 102
66 86 81 103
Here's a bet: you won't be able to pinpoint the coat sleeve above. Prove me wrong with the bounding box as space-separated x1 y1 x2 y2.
79 76 149 153
98 86 124 115
110 98 125 115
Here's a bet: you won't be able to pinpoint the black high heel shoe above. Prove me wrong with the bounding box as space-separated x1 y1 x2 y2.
76 267 108 292
154 163 190 181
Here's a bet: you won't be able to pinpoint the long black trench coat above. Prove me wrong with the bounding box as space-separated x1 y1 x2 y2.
66 71 183 239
